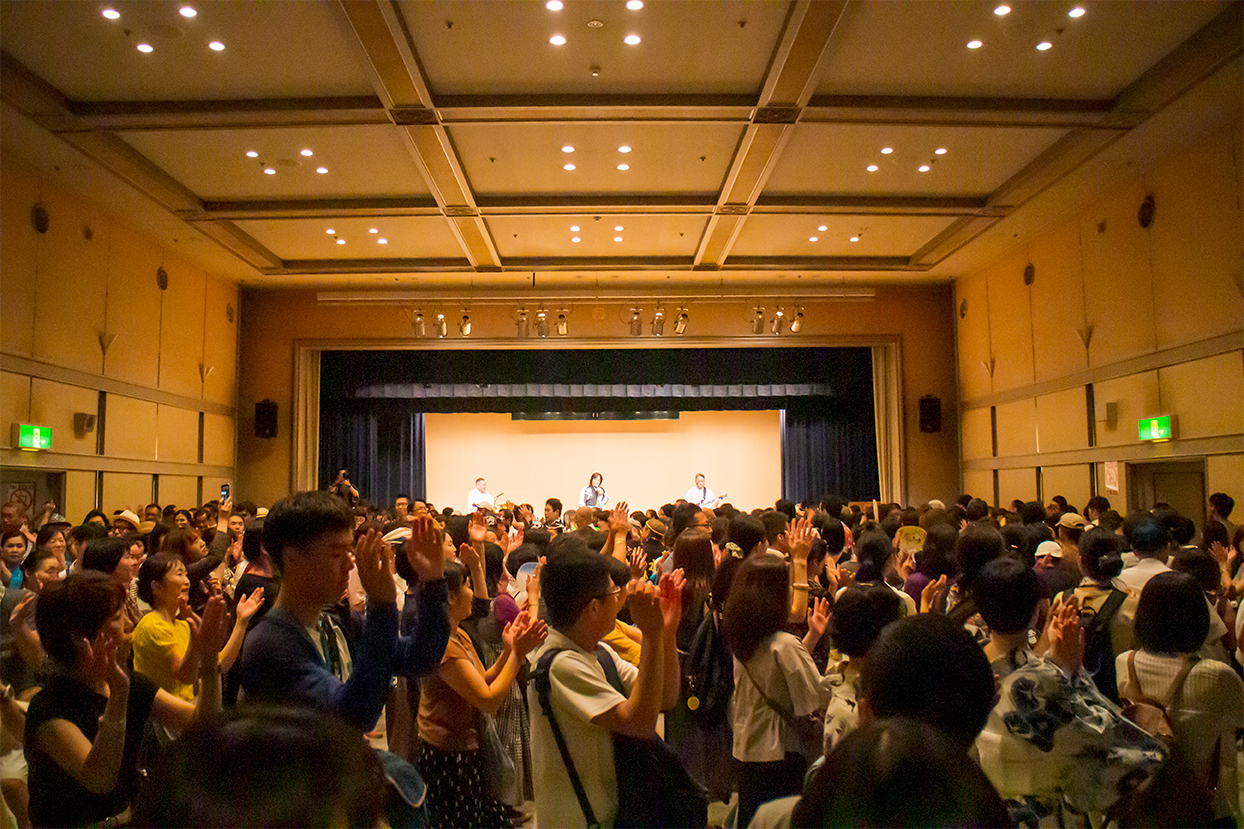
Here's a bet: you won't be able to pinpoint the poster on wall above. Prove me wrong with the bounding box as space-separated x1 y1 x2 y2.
5 482 35 517
1104 462 1119 494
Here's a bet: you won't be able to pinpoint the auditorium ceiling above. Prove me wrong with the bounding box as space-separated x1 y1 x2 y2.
1 0 1239 293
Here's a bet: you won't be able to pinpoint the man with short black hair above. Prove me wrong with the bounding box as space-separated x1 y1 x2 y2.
544 497 563 527
393 494 410 520
1208 492 1237 541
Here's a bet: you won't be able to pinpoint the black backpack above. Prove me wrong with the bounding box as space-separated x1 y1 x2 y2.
680 608 733 727
1066 587 1127 704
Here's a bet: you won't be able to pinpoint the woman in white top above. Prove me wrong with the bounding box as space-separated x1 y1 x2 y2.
1117 571 1244 823
721 554 831 829
578 473 608 508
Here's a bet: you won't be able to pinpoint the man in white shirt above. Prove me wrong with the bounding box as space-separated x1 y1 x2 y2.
466 478 494 512
684 474 716 508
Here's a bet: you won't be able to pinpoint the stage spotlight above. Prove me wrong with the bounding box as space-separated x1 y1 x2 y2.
435 312 448 338
629 307 643 337
556 312 568 336
771 308 785 335
674 310 688 335
652 307 665 336
515 309 529 338
536 309 549 338
412 311 425 338
459 312 471 337
789 308 803 333
751 307 765 335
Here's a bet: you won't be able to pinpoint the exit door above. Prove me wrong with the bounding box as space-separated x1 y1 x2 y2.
1126 459 1206 524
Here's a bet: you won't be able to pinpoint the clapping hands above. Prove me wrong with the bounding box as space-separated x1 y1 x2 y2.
405 516 448 582
502 609 549 657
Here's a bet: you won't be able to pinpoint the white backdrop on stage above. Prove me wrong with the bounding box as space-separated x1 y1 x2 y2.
424 410 782 515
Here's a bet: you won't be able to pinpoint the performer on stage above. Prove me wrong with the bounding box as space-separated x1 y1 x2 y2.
466 477 495 511
684 473 721 508
578 472 609 508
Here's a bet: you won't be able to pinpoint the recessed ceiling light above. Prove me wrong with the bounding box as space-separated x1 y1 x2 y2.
571 236 581 243
550 34 567 45
614 236 623 242
377 238 388 245
623 34 641 45
546 0 563 9
618 145 632 153
316 166 328 174
1068 6 1085 17
918 164 931 172
627 0 644 9
614 225 624 231
1036 41 1053 50
326 228 335 234
561 145 574 153
563 163 576 171
179 6 197 18
102 8 120 20
368 228 378 234
866 164 879 172
245 150 259 158
994 5 1010 15
817 225 827 232
136 42 154 53
808 236 818 242
208 41 224 51
880 147 893 154
300 149 313 157
336 238 346 245
263 167 276 175
934 147 947 155
849 236 860 242
570 225 580 232
966 39 983 49
616 163 629 171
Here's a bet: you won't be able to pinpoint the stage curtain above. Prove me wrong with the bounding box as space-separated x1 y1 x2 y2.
781 401 880 503
320 403 426 504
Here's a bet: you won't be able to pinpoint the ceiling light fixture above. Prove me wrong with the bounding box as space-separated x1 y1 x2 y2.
966 39 983 49
300 149 313 157
614 236 623 242
369 228 378 234
751 307 765 336
326 228 336 234
515 309 530 338
850 235 860 242
102 8 120 19
789 309 804 333
377 238 388 245
246 150 259 158
629 308 643 337
866 164 878 172
652 307 665 336
808 236 818 242
616 163 629 171
562 145 575 153
817 225 827 232
412 311 425 337
336 238 346 245
536 309 549 338
934 147 947 155
571 236 581 243
1068 6 1085 17
880 147 893 154
316 167 328 174
263 167 276 175
614 225 624 232
546 0 563 9
627 0 644 9
563 163 576 171
570 225 580 232
918 164 931 172
208 41 225 51
137 42 154 53
550 34 567 45
993 5 1010 15
556 312 569 336
1036 41 1053 50
674 310 688 335
179 6 197 18
618 145 631 153
435 312 447 338
459 312 471 337
623 34 641 45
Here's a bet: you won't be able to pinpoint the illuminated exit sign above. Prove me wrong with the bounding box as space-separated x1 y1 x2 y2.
1138 415 1175 442
12 424 51 450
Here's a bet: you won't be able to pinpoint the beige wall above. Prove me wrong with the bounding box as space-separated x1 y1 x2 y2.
425 410 782 513
0 159 238 518
237 286 960 508
957 118 1244 516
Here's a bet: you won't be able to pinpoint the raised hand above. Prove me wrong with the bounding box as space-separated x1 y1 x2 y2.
608 502 630 534
8 591 36 629
1048 597 1084 676
405 516 448 582
511 524 525 549
628 549 648 581
896 550 916 579
469 511 488 546
658 569 685 633
235 586 265 626
354 528 396 603
807 596 831 639
789 514 815 561
514 612 549 656
84 628 129 699
628 579 665 636
920 574 948 614
1210 540 1229 566
198 595 229 659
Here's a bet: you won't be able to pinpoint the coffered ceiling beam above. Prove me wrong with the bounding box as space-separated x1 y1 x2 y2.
69 97 388 131
693 0 849 270
183 197 441 221
336 0 502 271
260 256 915 276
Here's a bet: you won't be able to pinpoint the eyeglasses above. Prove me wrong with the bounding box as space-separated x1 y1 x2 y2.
594 586 624 602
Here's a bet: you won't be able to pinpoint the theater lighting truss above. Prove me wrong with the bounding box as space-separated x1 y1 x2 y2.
555 308 570 336
514 307 530 338
458 309 472 337
771 306 786 335
651 305 666 336
789 307 804 333
751 305 766 335
674 307 689 335
435 311 448 338
411 309 426 338
535 307 550 338
627 306 643 337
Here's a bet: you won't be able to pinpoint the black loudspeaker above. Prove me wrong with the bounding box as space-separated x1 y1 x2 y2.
918 395 942 433
254 399 278 439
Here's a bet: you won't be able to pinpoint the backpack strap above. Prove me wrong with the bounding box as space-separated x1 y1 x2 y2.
1165 655 1198 711
534 649 600 829
1125 650 1198 709
1126 651 1146 699
594 646 625 696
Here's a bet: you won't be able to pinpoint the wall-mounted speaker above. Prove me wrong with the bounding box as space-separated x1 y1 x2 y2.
73 412 96 438
918 395 942 433
254 399 278 439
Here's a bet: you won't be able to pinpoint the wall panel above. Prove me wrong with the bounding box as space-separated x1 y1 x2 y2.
29 378 99 456
1206 454 1243 511
984 249 1036 392
65 470 97 524
158 474 200 512
1092 371 1160 448
157 405 200 463
995 398 1038 457
101 472 153 514
203 413 235 468
202 277 239 406
955 273 993 400
1027 222 1090 382
1036 387 1088 453
103 395 158 460
103 223 162 389
1158 351 1244 439
1040 464 1091 512
0 164 39 357
998 467 1038 505
0 372 32 450
962 469 994 504
157 261 206 399
961 405 993 461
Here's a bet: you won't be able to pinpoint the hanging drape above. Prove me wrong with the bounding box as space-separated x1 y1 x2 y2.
781 399 880 503
319 402 426 503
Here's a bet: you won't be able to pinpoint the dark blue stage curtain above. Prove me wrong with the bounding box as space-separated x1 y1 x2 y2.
320 402 426 503
781 400 880 504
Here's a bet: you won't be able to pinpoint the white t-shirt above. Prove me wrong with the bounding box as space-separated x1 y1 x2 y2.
684 485 716 507
529 629 638 828
467 489 495 512
732 631 834 762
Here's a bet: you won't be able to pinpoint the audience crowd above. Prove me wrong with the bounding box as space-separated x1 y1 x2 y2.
0 483 1241 828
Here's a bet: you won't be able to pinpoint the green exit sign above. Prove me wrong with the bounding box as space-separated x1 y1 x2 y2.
1138 415 1174 442
13 423 51 450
